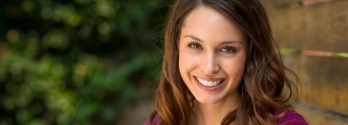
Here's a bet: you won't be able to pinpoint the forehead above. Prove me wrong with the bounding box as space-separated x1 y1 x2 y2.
180 5 246 43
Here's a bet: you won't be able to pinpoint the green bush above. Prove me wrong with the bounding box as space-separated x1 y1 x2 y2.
0 0 170 124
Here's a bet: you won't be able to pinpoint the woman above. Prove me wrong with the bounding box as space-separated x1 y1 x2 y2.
145 0 308 124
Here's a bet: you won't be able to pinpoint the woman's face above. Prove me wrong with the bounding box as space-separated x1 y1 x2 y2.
178 5 247 104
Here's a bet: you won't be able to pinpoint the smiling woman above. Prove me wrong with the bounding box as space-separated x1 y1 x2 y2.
178 5 246 110
145 0 308 125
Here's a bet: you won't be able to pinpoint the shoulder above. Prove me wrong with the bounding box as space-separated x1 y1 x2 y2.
144 115 160 125
143 119 151 125
275 109 308 125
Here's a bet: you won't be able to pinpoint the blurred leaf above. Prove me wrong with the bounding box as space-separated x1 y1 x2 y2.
42 30 69 48
16 109 31 124
0 0 171 124
74 101 99 121
95 0 118 18
21 0 36 13
65 12 82 27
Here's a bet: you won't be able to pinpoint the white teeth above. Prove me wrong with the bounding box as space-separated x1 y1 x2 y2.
197 77 222 87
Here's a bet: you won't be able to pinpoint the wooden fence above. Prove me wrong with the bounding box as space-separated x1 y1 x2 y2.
262 0 348 124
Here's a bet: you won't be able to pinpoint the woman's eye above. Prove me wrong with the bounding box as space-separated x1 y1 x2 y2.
220 47 237 53
188 43 202 50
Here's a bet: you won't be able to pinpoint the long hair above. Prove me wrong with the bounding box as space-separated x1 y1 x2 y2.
150 0 298 124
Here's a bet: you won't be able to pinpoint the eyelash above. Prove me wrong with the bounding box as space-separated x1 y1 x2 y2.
187 42 237 54
220 47 237 53
188 43 202 50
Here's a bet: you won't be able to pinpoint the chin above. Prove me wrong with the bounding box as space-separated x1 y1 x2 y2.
194 95 223 104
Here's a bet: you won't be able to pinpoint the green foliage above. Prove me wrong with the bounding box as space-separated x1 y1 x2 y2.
0 0 170 124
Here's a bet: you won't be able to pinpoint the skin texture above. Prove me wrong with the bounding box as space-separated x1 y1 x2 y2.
178 5 247 125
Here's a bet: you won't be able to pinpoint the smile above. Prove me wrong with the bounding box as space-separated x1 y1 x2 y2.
196 77 224 87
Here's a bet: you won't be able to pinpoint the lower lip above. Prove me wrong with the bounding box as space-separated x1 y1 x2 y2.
194 77 224 92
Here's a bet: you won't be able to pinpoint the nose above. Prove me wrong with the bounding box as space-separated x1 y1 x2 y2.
200 53 220 75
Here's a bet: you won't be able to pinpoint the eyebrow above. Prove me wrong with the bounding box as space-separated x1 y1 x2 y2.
183 35 243 45
184 35 203 42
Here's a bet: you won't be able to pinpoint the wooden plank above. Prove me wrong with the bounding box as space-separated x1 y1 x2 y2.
283 55 348 116
263 0 348 52
295 103 348 124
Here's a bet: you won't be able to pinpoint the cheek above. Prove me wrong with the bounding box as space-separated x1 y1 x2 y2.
222 56 247 77
178 47 200 74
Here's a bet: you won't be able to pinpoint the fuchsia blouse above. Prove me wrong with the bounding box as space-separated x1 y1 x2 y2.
144 109 308 125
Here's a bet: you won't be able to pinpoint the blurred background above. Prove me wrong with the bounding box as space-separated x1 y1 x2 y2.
0 0 347 125
262 0 348 124
0 0 171 124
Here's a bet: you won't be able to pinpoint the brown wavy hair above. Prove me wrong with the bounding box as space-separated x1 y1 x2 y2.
149 0 298 124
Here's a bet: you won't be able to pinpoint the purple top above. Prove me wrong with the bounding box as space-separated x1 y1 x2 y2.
274 110 308 125
144 110 308 125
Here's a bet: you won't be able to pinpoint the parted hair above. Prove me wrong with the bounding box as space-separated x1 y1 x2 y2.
149 0 298 124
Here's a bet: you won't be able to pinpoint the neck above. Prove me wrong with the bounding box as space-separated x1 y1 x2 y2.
191 96 239 125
